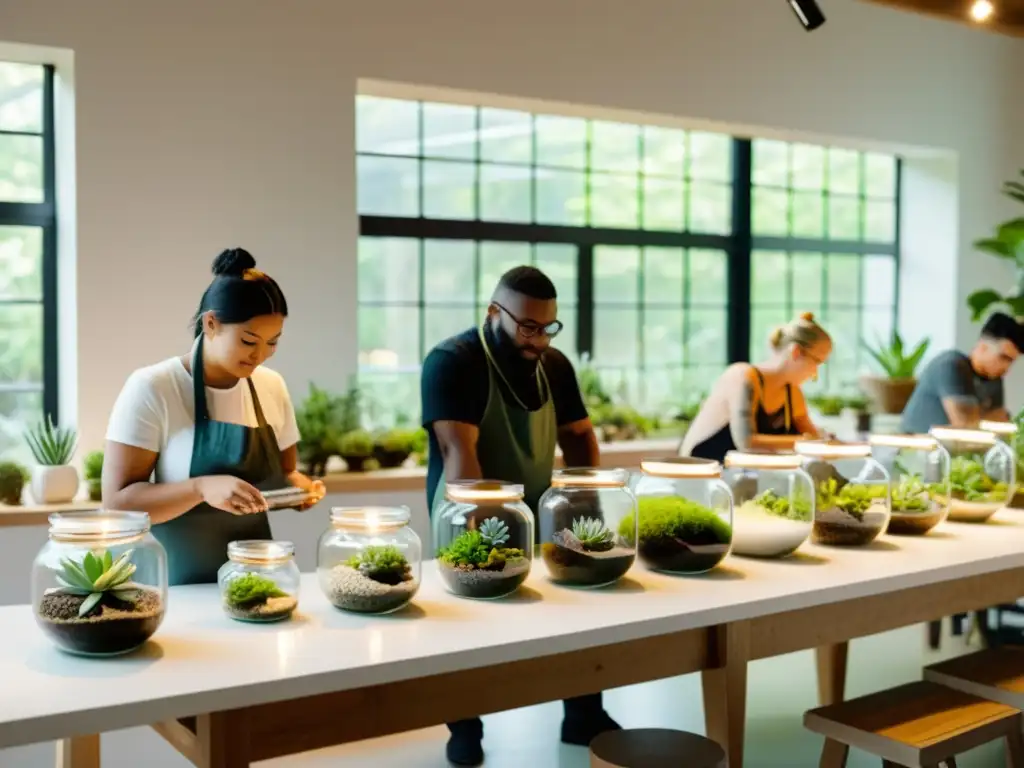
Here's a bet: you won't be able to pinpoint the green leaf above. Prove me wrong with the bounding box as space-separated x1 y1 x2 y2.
78 592 103 618
974 238 1014 259
967 290 1005 321
82 552 102 583
102 550 113 571
59 558 94 590
1006 295 1024 318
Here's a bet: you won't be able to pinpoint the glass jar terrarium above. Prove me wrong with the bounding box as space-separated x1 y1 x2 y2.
537 468 636 588
217 540 299 623
929 427 1016 522
794 441 891 546
869 434 950 535
980 419 1019 446
318 506 422 614
32 511 168 656
723 452 814 558
632 458 733 574
434 480 534 599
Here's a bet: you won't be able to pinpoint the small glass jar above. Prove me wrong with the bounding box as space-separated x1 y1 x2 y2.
980 419 1019 446
869 434 950 535
794 441 891 546
318 506 422 614
632 458 733 574
723 452 814 558
32 511 168 656
537 468 636 588
929 427 1016 522
434 480 534 599
217 540 300 623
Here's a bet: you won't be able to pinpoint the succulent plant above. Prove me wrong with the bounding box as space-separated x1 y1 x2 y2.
437 527 524 570
945 455 1009 502
816 478 887 521
0 461 28 505
55 549 140 618
223 572 288 608
891 475 934 512
571 517 615 552
25 416 77 466
478 517 510 547
345 545 411 585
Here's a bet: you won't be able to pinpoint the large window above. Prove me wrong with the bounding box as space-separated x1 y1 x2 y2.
356 94 900 418
0 63 57 458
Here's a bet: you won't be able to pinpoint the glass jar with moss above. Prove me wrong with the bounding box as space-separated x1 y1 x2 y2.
217 541 300 623
929 427 1016 522
723 452 813 558
869 434 951 535
434 480 534 599
794 441 890 546
537 468 636 588
318 506 422 614
630 458 733 574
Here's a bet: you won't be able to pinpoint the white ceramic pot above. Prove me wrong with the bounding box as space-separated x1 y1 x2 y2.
30 465 80 504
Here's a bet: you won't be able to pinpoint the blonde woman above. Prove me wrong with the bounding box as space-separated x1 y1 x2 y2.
680 312 833 461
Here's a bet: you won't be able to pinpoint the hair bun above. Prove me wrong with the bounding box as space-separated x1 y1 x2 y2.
768 326 786 350
799 311 815 322
212 248 257 277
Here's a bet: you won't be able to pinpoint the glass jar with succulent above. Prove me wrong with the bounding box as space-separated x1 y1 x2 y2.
869 434 950 535
929 427 1015 522
83 450 104 502
536 468 636 588
859 331 930 415
0 461 28 505
723 452 814 558
24 416 79 504
629 458 733 574
795 441 891 546
32 511 168 656
217 541 300 622
434 481 534 599
317 506 422 614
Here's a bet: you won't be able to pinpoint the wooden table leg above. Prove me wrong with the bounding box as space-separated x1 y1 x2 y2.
197 712 250 768
816 642 848 707
702 621 751 767
56 735 99 768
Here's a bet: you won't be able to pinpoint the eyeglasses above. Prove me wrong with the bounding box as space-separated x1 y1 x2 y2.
493 302 563 339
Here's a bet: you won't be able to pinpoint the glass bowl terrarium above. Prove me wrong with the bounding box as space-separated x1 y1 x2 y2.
537 468 636 588
794 441 891 546
218 540 300 622
32 511 168 656
929 427 1015 522
631 458 733 574
869 434 950 535
434 480 534 599
723 452 814 558
318 506 422 614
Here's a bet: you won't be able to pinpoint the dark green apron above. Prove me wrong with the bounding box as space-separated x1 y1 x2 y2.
153 336 287 586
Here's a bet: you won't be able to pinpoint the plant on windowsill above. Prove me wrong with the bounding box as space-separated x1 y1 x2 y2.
83 450 103 502
24 416 79 504
372 428 419 469
965 169 1024 322
295 380 363 476
338 429 374 473
859 331 930 415
0 461 28 506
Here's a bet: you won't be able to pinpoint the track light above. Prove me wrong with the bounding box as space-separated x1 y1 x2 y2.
789 0 826 30
970 0 994 22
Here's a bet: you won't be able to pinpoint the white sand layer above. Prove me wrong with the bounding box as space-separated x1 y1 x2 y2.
732 503 812 558
943 496 1005 523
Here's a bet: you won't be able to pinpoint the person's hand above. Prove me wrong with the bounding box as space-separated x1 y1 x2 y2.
295 479 326 511
193 475 268 515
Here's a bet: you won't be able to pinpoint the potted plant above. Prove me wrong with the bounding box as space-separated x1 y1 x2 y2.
323 545 419 614
295 384 344 476
437 517 530 599
0 461 28 505
965 170 1024 321
373 429 418 469
338 429 374 472
410 427 428 467
860 331 930 414
83 450 103 502
619 497 732 573
24 416 79 504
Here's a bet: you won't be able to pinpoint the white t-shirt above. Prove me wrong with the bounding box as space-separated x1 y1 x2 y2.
106 357 300 484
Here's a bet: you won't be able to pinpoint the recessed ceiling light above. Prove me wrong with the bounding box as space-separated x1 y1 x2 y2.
788 0 826 31
970 0 995 22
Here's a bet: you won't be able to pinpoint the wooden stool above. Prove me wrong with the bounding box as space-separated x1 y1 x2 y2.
589 728 726 768
925 647 1024 708
804 680 1024 767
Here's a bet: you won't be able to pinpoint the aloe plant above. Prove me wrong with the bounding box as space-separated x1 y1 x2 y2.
862 331 929 379
24 416 77 466
55 549 140 617
571 517 615 552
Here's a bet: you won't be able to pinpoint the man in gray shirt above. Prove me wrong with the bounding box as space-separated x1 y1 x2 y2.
901 312 1023 433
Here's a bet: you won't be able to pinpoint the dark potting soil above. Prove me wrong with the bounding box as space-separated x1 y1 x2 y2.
887 507 944 536
635 538 728 574
812 507 887 546
541 530 634 587
223 595 298 623
439 558 530 599
37 588 164 656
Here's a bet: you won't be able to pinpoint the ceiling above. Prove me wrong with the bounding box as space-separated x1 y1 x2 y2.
860 0 1024 36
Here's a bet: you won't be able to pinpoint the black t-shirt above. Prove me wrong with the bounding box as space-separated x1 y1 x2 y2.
421 326 589 509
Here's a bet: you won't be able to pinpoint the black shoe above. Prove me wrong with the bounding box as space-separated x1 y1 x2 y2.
560 709 621 747
446 731 484 766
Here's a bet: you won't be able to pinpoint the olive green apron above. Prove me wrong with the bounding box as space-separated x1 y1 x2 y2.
153 336 287 586
431 325 557 522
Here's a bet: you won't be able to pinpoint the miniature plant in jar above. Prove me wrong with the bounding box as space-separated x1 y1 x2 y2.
725 452 814 558
222 572 296 622
325 545 419 614
218 541 299 622
437 516 530 599
869 435 950 535
886 474 947 535
620 498 732 574
542 516 635 587
930 427 1015 522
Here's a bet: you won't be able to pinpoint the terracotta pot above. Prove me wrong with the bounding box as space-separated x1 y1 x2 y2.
859 375 917 415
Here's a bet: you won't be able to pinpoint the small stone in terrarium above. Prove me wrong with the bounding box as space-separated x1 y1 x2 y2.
887 475 945 535
812 477 888 546
541 516 634 587
222 572 297 622
620 497 731 574
732 489 812 558
325 545 418 614
437 516 530 599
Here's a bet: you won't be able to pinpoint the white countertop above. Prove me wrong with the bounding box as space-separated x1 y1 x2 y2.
3 511 1024 748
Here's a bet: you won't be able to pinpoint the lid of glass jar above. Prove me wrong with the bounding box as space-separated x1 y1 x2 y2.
794 440 871 460
330 506 411 532
550 468 629 488
227 540 295 565
724 451 802 470
868 434 939 451
446 480 525 503
979 420 1018 437
640 457 722 478
48 510 151 541
929 426 998 447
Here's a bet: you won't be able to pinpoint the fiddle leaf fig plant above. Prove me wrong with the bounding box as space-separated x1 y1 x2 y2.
967 169 1024 321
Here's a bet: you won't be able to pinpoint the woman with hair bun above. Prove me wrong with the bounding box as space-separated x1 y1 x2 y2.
103 248 325 585
679 311 833 461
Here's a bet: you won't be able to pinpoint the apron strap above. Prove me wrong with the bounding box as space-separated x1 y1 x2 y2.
191 336 210 424
477 324 548 410
246 378 270 428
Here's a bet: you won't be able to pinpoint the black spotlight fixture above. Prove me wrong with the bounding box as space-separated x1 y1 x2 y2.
788 0 826 30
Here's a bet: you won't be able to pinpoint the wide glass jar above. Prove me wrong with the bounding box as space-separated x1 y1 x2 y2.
217 540 299 623
723 452 813 558
632 458 733 574
929 427 1016 522
794 441 890 546
980 419 1019 445
869 434 950 535
537 468 636 588
32 511 168 656
318 506 422 614
434 480 534 599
